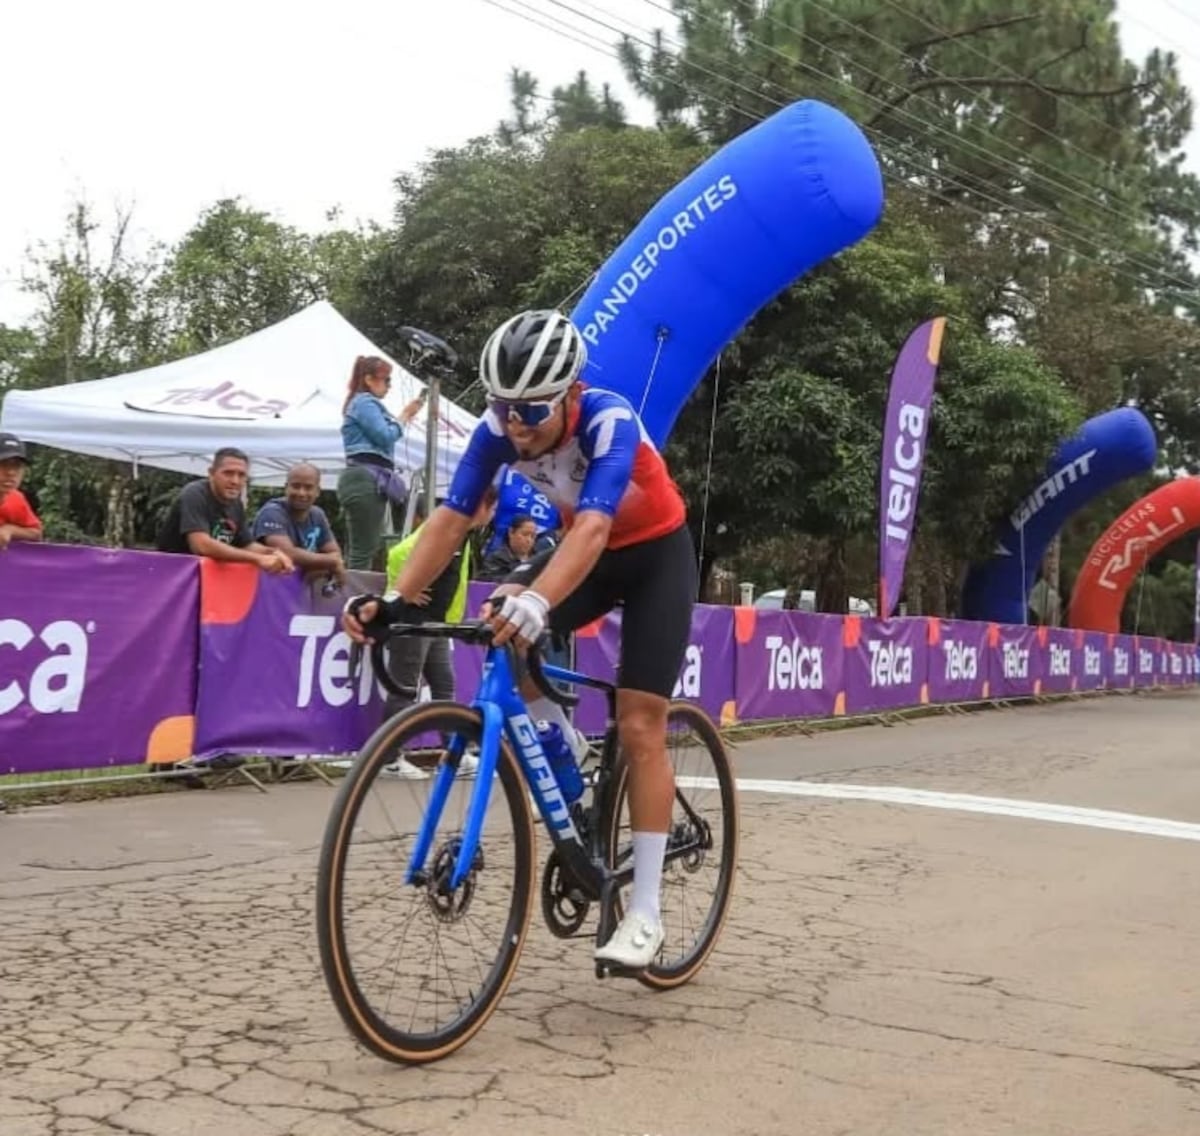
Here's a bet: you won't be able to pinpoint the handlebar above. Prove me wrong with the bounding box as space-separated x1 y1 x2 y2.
366 620 578 709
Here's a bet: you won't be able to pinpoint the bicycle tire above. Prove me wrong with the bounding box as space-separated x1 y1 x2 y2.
316 702 536 1063
601 700 739 990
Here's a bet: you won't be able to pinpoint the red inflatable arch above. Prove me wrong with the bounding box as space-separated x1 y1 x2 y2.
1067 476 1200 633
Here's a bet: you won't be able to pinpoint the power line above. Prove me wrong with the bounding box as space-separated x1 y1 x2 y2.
629 0 1195 295
594 0 1197 295
481 0 1197 299
875 0 1161 152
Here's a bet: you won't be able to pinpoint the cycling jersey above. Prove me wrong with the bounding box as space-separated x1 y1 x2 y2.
445 387 686 549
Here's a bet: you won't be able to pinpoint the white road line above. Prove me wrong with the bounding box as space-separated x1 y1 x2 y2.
676 777 1200 842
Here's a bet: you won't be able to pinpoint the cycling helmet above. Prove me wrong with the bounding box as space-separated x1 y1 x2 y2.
479 309 587 400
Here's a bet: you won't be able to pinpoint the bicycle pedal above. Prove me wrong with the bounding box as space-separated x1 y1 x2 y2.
594 961 646 981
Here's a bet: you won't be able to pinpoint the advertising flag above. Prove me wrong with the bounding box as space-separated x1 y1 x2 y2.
878 317 945 617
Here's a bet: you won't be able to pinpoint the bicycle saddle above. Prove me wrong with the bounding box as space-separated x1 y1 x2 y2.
398 326 459 370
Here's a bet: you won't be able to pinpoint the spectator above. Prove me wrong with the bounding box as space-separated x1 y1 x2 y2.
533 523 562 556
252 462 346 589
0 433 42 550
337 355 423 570
478 513 537 581
379 496 493 779
156 447 292 574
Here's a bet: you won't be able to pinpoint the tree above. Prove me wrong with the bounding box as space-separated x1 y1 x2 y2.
349 124 706 395
6 199 379 547
155 198 377 355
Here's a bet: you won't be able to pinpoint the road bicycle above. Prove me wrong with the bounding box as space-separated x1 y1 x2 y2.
315 619 739 1064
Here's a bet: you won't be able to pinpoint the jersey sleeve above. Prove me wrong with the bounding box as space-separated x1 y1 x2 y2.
576 401 640 517
444 415 514 517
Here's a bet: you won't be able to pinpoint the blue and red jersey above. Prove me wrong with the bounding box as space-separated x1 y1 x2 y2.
445 387 686 549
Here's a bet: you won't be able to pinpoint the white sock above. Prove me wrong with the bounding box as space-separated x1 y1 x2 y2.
628 831 668 923
527 697 588 760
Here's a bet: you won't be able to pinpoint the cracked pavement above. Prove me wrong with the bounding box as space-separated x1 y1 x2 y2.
2 691 1199 1135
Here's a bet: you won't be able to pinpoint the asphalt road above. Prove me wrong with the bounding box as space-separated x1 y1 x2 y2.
2 689 1198 1136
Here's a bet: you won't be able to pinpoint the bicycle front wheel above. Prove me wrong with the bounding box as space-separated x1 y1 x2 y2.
603 700 739 990
316 702 536 1064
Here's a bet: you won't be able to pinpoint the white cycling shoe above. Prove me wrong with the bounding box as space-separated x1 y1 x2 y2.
594 911 664 969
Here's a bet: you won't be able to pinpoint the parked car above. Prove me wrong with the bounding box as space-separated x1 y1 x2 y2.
753 588 875 616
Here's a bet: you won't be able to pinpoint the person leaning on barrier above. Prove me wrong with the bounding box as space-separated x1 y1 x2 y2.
156 447 293 574
252 462 346 590
0 432 43 550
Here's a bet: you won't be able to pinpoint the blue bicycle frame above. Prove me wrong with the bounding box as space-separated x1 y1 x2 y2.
400 638 623 903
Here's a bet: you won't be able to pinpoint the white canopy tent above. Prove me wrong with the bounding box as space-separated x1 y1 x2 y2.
0 301 479 491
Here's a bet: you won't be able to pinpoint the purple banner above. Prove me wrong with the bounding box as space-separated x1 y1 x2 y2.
990 624 1043 699
1078 631 1108 692
572 604 735 734
1166 641 1188 686
735 609 844 721
926 618 990 703
194 565 388 758
1039 626 1078 696
1132 636 1158 688
0 543 198 774
878 317 945 618
843 617 927 714
1109 634 1135 690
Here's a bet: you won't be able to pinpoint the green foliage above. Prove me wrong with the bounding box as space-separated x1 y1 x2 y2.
5 1 1200 637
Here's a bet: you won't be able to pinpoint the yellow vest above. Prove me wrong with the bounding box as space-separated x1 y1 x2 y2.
386 530 472 623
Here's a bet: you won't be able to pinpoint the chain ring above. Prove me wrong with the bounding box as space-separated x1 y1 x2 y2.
540 849 591 938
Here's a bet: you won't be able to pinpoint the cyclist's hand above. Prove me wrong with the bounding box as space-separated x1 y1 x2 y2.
478 583 520 622
342 595 381 644
490 590 550 647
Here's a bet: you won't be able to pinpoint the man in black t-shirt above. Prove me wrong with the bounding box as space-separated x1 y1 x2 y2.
156 447 293 575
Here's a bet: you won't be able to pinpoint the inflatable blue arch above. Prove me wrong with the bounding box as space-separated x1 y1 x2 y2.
570 99 885 446
960 407 1157 624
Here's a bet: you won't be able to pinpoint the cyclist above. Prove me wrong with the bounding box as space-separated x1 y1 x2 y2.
342 308 697 969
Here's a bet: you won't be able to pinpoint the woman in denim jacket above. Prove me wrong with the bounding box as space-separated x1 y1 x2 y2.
337 355 423 569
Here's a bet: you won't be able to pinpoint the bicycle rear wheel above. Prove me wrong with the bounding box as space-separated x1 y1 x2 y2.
316 703 535 1063
602 701 738 989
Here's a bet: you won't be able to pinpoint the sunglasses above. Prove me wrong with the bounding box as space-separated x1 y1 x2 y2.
488 391 565 427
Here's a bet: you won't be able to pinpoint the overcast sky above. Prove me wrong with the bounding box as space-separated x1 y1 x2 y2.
1 0 1197 327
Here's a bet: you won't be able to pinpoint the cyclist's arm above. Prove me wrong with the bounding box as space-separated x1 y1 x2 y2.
390 505 473 599
520 509 611 607
391 417 509 600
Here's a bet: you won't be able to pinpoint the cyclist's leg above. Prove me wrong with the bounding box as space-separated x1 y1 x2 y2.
489 547 617 750
595 525 698 966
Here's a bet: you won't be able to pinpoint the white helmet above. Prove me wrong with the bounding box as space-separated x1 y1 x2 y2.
479 309 587 400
